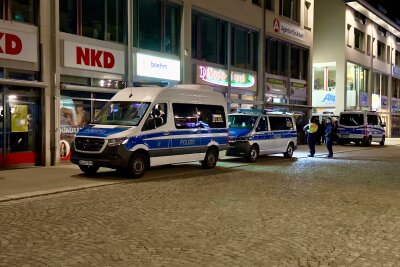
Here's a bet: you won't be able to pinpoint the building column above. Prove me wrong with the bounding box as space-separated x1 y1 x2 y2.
181 1 192 84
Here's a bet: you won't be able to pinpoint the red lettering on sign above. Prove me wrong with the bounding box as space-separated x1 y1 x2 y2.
76 47 90 65
75 46 115 69
0 32 23 55
103 51 114 69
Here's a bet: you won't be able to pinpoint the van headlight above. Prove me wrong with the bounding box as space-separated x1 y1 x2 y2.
108 137 129 147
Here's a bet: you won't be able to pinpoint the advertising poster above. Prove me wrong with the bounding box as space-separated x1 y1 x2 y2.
290 82 307 102
11 104 28 132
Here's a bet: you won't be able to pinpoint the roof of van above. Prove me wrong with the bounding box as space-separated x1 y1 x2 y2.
111 84 226 106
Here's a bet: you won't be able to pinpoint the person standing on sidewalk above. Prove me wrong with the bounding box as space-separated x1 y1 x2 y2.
303 118 318 157
325 118 334 158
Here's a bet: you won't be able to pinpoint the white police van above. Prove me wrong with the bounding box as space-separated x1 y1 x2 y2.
227 110 297 162
338 110 386 146
70 84 229 178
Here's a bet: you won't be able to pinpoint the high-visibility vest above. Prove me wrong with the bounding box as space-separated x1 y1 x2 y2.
308 123 318 133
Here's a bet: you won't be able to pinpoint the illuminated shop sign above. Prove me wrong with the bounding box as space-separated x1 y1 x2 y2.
196 65 256 90
136 53 180 81
391 98 399 112
273 19 305 41
381 96 388 109
290 82 307 101
0 27 38 63
359 91 369 107
64 40 125 74
265 76 287 97
312 90 336 107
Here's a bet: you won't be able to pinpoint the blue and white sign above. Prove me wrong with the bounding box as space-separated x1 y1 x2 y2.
136 53 180 81
391 98 399 112
312 90 336 107
381 95 388 109
392 66 400 79
359 91 369 107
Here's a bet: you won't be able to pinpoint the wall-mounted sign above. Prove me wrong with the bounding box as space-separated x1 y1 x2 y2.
381 95 388 109
136 53 180 81
391 98 399 112
290 82 307 101
196 65 256 90
273 19 305 41
359 91 369 107
0 26 37 63
312 90 336 107
265 76 287 97
64 40 125 74
393 66 400 79
372 93 380 110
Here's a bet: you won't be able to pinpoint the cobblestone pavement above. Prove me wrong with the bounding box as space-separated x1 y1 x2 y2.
1 143 400 266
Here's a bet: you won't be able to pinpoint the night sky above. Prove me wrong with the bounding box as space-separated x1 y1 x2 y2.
364 0 400 23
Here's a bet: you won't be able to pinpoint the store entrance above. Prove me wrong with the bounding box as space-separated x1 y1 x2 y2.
0 87 41 169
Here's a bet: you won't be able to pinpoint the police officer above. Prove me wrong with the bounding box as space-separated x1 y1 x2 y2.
325 118 334 158
303 118 318 157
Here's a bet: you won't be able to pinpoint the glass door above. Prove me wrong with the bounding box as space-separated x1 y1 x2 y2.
1 87 41 168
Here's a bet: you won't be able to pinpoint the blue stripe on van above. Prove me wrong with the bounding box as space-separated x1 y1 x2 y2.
76 126 130 137
250 131 297 141
124 129 228 151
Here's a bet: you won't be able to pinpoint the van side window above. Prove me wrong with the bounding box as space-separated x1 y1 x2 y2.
197 104 226 128
269 116 293 131
367 115 378 125
256 117 268 131
173 104 226 129
142 103 167 131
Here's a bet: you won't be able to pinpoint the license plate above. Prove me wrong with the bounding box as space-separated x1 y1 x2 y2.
79 160 93 166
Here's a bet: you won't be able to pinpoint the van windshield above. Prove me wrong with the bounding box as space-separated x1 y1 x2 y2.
92 101 151 126
340 114 364 126
228 115 258 129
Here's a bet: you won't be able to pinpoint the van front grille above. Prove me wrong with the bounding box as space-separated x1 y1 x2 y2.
75 137 105 152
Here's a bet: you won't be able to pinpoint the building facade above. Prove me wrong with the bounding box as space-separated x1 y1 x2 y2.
0 0 314 169
313 0 400 137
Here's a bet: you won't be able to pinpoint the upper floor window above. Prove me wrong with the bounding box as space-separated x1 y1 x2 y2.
290 46 308 80
60 0 126 43
377 41 386 61
395 50 400 66
378 26 387 38
192 12 228 65
266 0 274 11
354 11 366 25
231 25 259 71
266 38 288 76
135 0 181 55
280 0 300 23
354 28 365 51
0 0 38 24
252 0 261 6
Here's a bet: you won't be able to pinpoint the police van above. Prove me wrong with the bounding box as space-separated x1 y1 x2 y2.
70 84 229 178
227 110 297 162
338 110 386 146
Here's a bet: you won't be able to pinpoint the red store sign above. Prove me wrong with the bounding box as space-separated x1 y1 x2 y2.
0 27 38 63
63 40 125 74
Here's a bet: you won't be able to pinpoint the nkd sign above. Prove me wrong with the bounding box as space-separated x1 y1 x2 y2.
196 65 256 90
63 40 124 74
0 29 38 63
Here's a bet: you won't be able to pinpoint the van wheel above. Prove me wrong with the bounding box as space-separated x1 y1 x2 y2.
364 136 372 147
283 143 294 158
128 153 147 178
380 136 385 146
202 148 218 169
245 145 259 163
79 165 99 174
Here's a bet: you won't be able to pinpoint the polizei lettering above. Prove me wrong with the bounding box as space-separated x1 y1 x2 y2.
180 139 196 146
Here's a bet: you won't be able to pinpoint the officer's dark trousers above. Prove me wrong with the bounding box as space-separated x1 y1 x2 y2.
307 133 316 156
326 137 333 156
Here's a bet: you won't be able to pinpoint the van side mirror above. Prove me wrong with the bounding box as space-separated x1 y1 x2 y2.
381 122 386 127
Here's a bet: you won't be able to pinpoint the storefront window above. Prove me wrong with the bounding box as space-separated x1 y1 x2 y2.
347 62 369 109
59 91 112 161
231 25 258 71
312 63 336 108
0 0 3 20
11 0 37 24
192 13 227 65
165 4 181 54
